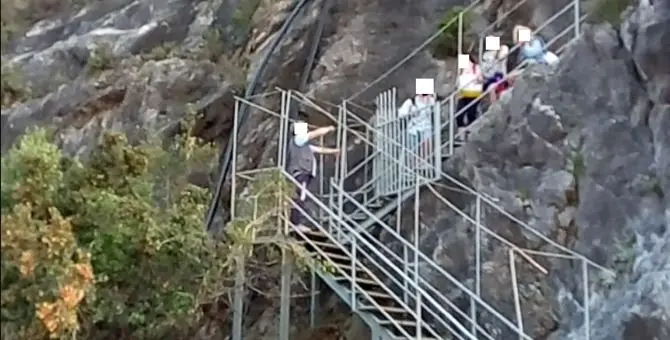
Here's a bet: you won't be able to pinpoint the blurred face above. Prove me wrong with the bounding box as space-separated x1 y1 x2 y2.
294 122 308 137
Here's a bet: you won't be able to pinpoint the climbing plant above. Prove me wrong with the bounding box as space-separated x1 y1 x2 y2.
587 0 635 25
431 6 472 60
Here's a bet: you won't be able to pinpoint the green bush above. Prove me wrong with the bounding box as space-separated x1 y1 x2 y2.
587 0 635 25
1 64 31 107
0 115 319 339
431 6 472 59
0 125 227 339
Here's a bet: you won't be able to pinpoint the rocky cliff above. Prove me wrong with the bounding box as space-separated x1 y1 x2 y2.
386 1 669 339
2 0 668 339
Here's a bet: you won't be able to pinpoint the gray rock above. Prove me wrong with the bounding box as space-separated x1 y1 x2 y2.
383 3 669 338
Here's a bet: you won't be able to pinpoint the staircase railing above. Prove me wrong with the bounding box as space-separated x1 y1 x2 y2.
280 167 535 340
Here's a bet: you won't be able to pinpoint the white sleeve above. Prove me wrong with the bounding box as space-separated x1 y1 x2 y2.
397 99 413 117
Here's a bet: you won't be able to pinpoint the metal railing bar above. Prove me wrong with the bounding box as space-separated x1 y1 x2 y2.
293 86 612 277
281 170 477 339
279 214 422 339
282 186 444 339
244 90 282 100
425 184 548 275
332 181 533 339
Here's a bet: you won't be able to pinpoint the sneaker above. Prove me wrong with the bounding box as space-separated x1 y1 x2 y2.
295 224 312 233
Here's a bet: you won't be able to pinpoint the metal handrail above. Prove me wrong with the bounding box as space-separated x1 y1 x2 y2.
292 88 615 278
280 169 466 339
331 181 533 339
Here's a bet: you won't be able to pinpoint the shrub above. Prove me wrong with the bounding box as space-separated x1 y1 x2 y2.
587 0 635 25
1 64 31 107
431 6 472 59
85 42 116 75
1 116 317 339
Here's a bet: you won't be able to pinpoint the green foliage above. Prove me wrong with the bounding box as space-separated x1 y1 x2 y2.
143 42 177 61
587 0 634 25
1 114 323 339
231 0 261 31
1 63 31 108
86 43 116 75
431 6 472 59
0 121 229 339
198 28 225 63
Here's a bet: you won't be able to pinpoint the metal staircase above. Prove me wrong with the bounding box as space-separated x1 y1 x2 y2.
226 1 614 340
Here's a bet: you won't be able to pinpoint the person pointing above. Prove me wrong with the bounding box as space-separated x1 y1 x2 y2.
287 120 340 232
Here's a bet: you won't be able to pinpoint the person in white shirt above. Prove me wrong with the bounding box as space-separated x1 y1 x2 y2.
397 78 436 158
456 53 483 128
481 44 511 103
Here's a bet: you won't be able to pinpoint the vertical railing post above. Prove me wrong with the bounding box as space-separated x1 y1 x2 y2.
279 235 292 340
277 91 286 168
230 99 240 222
337 101 348 240
386 90 393 195
230 98 242 340
364 126 370 205
232 254 245 340
351 235 358 310
335 104 343 184
318 135 325 222
573 0 580 39
471 193 482 335
373 95 380 197
582 258 590 340
448 94 455 156
510 250 524 340
432 100 441 180
457 13 463 58
414 179 422 339
310 268 319 327
278 91 292 340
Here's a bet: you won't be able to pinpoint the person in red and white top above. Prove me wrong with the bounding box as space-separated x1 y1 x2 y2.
456 53 483 129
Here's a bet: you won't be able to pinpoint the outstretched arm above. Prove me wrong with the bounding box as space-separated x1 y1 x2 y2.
307 126 335 140
310 145 340 155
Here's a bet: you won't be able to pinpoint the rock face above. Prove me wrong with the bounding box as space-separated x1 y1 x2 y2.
383 1 669 339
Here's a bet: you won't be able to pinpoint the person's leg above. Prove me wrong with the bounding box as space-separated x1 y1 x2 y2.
289 172 312 231
456 98 471 127
467 98 480 125
419 130 433 167
483 77 495 103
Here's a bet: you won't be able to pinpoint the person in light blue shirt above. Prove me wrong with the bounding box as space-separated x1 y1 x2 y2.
514 25 549 65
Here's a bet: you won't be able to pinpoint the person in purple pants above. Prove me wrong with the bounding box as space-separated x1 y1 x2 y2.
287 121 339 232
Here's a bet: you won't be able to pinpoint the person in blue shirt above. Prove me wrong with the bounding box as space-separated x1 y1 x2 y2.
513 25 550 65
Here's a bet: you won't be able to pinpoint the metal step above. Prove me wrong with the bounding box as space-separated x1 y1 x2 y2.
294 228 439 339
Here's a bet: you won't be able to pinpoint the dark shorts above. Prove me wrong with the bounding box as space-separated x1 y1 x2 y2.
483 72 509 95
289 171 314 226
